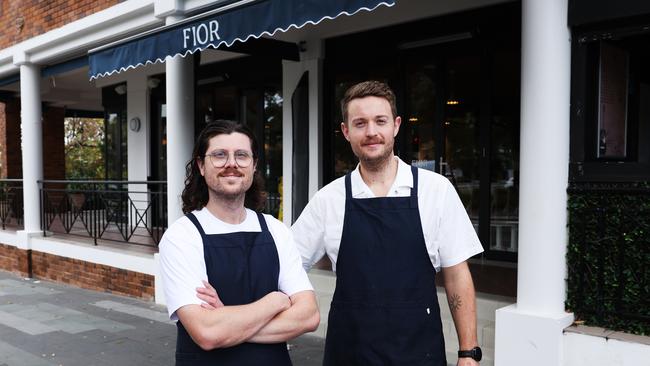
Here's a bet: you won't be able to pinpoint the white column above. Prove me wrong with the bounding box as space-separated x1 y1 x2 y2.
281 39 323 225
281 61 295 226
495 1 574 365
17 61 43 236
165 49 194 225
127 73 150 183
126 73 151 227
306 41 324 199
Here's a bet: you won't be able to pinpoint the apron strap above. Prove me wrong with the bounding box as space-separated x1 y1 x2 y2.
256 211 270 233
344 172 353 200
345 167 419 205
185 212 208 240
410 166 419 208
344 172 353 205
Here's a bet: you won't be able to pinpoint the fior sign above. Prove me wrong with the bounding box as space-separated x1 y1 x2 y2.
182 20 221 49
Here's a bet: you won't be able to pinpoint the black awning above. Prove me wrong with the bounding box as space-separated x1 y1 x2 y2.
89 0 395 80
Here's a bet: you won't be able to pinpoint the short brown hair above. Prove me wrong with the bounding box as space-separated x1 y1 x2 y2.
340 80 397 123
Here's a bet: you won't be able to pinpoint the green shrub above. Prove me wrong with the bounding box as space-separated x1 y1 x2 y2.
567 182 650 335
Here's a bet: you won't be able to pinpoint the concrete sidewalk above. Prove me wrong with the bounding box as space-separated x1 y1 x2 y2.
0 271 324 366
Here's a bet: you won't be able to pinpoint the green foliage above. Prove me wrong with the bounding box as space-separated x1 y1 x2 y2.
64 117 105 180
567 182 650 335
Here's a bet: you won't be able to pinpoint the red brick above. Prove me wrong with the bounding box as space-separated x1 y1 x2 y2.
0 0 119 49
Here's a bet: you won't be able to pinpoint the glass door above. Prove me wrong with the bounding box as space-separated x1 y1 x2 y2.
401 42 482 234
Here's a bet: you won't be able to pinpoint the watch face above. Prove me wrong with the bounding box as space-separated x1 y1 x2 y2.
472 347 482 361
458 347 482 361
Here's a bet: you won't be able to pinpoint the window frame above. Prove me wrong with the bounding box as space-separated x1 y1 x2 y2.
570 22 650 182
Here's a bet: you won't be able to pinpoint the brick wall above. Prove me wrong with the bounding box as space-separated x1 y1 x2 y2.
0 0 121 49
43 106 65 180
0 243 155 301
0 243 31 277
31 251 155 300
0 102 67 179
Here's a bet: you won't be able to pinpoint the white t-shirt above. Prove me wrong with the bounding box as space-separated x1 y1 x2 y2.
292 157 484 272
159 207 313 321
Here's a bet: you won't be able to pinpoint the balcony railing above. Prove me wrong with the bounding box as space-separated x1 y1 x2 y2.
0 179 23 230
40 180 167 247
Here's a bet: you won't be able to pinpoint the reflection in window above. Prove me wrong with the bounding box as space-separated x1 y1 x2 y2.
263 89 283 219
587 37 650 162
490 50 520 253
104 112 127 180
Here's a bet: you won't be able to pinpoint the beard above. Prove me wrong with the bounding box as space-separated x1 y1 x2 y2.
354 137 395 172
206 168 252 203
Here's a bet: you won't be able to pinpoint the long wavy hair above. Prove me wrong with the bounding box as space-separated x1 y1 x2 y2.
181 120 266 213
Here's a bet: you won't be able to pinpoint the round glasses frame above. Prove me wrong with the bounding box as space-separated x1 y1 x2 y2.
204 150 253 168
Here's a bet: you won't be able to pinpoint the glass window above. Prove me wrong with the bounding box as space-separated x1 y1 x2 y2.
443 54 481 230
585 36 650 162
263 88 283 218
490 49 520 253
102 84 127 181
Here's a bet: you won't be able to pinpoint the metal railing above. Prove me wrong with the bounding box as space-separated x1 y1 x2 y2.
0 179 24 230
567 182 650 333
40 180 167 247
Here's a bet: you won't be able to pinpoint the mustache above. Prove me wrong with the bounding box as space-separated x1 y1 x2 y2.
218 168 244 177
361 138 384 146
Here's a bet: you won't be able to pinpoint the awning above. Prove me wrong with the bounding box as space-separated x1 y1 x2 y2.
88 0 396 80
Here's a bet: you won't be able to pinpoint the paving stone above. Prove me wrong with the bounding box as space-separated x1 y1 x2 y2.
0 271 325 366
0 339 56 366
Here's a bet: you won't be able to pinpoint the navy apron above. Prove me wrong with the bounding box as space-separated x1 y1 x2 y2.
175 211 292 366
323 166 446 366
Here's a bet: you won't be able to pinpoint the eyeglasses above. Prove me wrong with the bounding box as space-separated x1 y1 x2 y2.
204 149 253 168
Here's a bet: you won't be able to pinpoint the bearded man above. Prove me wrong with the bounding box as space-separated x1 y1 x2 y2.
292 81 484 365
159 120 319 366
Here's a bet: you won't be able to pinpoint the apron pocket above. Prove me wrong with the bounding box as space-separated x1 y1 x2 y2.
384 304 444 365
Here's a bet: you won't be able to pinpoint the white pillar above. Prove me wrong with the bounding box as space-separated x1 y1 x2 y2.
495 1 574 365
281 61 296 226
127 73 151 222
281 39 323 225
306 42 324 200
127 73 150 183
17 61 43 235
165 49 194 225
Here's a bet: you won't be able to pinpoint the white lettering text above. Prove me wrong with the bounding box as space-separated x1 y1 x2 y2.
182 20 221 50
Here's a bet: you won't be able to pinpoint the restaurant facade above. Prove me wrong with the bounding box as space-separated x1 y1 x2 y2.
0 0 648 365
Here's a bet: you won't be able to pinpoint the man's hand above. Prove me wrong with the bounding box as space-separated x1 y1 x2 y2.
196 280 224 310
457 358 480 366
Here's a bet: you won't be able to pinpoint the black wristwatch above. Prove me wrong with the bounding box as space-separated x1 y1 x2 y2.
458 346 482 362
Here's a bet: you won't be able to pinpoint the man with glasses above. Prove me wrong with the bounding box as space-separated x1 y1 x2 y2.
159 120 319 366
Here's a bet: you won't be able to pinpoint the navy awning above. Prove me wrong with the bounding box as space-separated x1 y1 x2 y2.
88 0 395 80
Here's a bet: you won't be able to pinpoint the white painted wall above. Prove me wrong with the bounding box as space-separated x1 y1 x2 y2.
564 332 650 366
